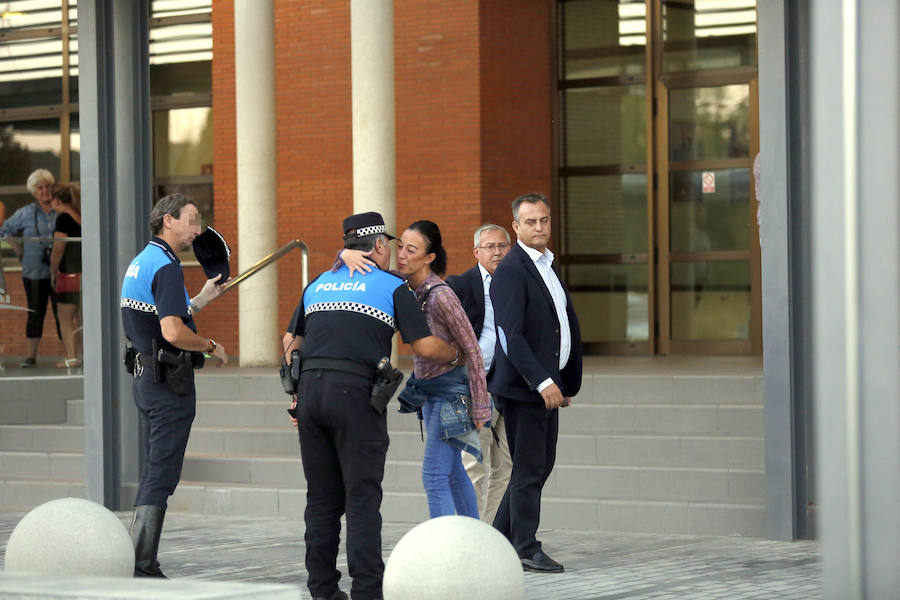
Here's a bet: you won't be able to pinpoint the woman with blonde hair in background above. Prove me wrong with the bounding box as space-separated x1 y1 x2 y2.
0 168 60 367
49 184 82 368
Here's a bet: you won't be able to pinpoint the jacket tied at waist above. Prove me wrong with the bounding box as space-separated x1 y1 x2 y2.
397 366 483 463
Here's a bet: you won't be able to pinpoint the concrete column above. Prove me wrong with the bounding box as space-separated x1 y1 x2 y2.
350 0 396 231
78 0 150 508
811 1 900 596
235 0 279 366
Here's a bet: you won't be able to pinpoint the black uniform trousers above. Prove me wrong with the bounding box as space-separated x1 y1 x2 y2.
297 369 389 600
133 368 196 507
492 396 558 558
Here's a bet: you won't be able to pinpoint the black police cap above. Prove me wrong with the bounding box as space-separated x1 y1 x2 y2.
342 211 397 241
192 226 231 281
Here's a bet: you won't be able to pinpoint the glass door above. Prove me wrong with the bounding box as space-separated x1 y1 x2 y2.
556 0 760 355
557 0 654 355
654 0 761 354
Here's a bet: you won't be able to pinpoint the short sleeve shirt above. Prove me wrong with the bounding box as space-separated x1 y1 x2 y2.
287 264 430 367
120 237 196 353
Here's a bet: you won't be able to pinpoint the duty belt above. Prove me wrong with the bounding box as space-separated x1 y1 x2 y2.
301 357 375 380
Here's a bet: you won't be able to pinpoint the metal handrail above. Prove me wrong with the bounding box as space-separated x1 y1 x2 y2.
1 236 82 242
0 236 310 292
221 239 309 294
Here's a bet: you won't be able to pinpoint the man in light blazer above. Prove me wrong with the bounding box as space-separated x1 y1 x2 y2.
488 193 582 574
446 223 513 525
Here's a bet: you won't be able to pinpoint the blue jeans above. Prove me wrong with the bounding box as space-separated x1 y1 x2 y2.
421 399 479 519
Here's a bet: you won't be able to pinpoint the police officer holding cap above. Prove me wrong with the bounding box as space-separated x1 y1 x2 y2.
282 211 459 600
120 194 229 577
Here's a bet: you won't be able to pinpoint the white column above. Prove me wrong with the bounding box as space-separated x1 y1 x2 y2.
235 0 278 366
350 0 396 231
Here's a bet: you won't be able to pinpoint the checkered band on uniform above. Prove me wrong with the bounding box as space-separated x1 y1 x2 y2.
122 297 194 316
305 301 396 330
121 298 157 314
354 225 386 237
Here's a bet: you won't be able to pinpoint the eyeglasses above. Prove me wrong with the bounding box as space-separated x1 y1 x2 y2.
476 243 509 251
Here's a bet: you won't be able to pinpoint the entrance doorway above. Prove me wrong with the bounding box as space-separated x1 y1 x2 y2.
557 0 760 355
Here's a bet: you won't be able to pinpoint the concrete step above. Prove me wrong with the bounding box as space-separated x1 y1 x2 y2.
578 374 761 406
0 478 86 511
66 398 84 425
0 375 84 403
0 397 69 425
192 372 762 407
0 451 84 480
0 424 84 452
0 475 764 536
68 397 764 437
186 427 762 470
179 453 763 503
156 480 764 536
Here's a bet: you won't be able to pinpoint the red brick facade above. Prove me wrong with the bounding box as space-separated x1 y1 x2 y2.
0 1 551 363
209 0 553 358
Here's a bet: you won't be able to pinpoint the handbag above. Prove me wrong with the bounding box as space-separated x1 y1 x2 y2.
55 273 81 294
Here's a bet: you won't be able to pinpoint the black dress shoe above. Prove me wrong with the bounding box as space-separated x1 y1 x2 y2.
521 550 564 573
312 591 348 600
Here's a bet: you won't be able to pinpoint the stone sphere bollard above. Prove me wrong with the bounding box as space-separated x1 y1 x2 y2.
4 497 134 577
383 516 524 600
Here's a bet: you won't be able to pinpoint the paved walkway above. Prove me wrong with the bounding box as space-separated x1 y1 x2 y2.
0 511 820 599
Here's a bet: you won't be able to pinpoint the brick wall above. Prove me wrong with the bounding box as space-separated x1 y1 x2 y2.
209 0 553 360
478 0 554 231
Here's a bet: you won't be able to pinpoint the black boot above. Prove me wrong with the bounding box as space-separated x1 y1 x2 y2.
130 505 168 578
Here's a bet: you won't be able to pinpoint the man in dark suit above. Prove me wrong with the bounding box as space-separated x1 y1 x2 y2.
488 193 582 574
446 224 513 525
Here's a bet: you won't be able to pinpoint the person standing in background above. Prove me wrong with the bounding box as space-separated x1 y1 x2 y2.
0 169 60 367
446 223 513 524
49 184 82 368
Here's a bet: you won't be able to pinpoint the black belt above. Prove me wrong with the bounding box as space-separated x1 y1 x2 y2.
301 358 375 379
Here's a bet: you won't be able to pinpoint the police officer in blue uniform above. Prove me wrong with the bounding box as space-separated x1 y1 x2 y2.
121 194 228 578
282 212 459 600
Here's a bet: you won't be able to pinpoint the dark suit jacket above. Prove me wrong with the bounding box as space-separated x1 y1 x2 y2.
486 243 582 403
446 265 485 338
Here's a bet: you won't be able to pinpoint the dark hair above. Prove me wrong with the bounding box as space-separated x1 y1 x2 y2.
345 233 387 252
512 192 551 221
408 220 447 277
150 193 195 235
52 183 81 215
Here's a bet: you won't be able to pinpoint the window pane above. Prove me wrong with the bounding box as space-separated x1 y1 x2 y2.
0 36 64 108
69 33 79 103
0 192 37 222
150 60 211 96
568 264 649 342
662 0 757 72
0 119 61 186
565 85 646 167
70 113 80 181
0 0 63 31
154 182 213 227
152 0 212 18
562 0 646 80
670 260 750 340
153 107 212 177
564 175 647 255
150 23 212 67
669 168 750 252
669 84 750 162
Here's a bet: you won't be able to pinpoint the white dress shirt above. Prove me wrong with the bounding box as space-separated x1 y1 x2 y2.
477 264 496 371
517 240 571 393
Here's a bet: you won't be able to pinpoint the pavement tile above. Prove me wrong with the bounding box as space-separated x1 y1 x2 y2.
0 511 821 599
